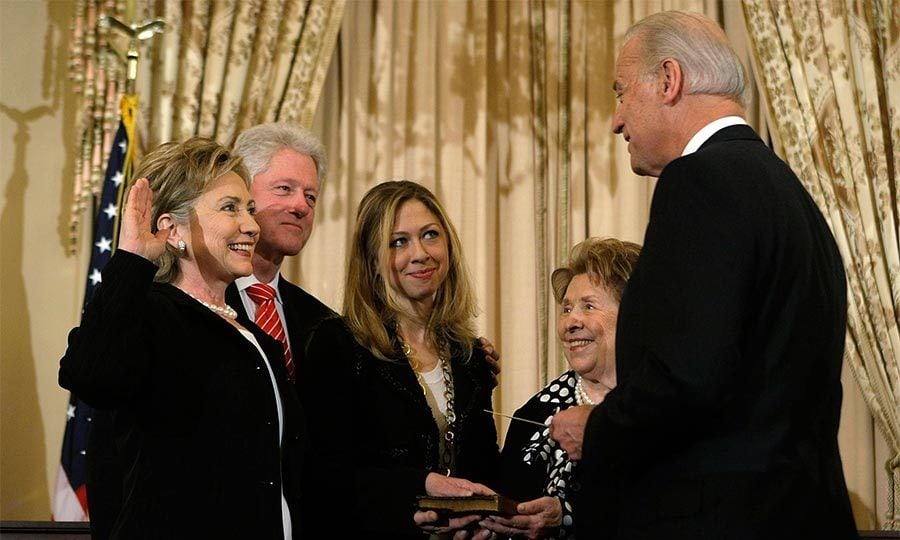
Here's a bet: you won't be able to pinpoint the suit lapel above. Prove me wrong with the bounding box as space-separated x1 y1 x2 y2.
277 278 303 353
367 345 487 434
225 282 252 328
372 354 432 414
357 329 433 422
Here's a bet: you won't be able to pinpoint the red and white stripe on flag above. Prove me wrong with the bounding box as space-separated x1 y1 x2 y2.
53 463 88 521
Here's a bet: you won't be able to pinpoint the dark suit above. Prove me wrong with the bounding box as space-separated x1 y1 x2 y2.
577 125 857 539
60 251 307 539
226 275 337 381
296 317 500 538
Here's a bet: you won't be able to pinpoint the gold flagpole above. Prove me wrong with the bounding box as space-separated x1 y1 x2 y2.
99 12 164 97
98 6 165 249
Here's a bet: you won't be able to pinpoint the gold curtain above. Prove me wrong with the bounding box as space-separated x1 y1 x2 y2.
66 0 345 254
743 0 899 529
298 0 743 437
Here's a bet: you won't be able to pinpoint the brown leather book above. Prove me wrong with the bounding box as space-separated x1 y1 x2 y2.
416 494 520 516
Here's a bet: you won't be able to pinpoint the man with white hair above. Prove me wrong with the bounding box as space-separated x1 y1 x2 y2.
227 123 337 379
550 11 856 539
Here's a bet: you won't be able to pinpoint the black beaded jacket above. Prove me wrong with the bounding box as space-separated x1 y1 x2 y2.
297 316 500 538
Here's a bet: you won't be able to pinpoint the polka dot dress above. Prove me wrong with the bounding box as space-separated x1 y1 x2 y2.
519 370 580 538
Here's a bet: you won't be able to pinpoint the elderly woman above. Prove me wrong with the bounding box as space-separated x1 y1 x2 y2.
297 180 500 538
483 238 640 539
59 138 305 539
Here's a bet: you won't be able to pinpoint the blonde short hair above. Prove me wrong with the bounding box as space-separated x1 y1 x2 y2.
551 238 642 304
132 136 249 283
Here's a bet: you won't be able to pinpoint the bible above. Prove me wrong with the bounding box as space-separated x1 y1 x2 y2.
416 494 519 516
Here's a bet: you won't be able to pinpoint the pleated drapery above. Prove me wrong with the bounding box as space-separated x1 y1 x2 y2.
743 0 899 529
66 0 344 254
301 0 752 440
62 0 888 529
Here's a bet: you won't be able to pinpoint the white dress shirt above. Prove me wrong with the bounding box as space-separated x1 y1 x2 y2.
681 116 748 157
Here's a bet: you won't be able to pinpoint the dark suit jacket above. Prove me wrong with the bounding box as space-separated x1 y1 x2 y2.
226 275 337 381
296 317 500 538
577 125 857 539
60 250 307 539
84 271 332 539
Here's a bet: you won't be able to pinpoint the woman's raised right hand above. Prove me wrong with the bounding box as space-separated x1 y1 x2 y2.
118 177 170 261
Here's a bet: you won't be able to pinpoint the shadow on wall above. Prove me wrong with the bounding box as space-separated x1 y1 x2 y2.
0 0 77 520
0 104 52 520
848 490 877 530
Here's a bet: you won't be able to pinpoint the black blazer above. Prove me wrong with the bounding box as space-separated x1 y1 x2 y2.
296 316 500 538
578 125 857 539
59 250 307 539
226 275 337 381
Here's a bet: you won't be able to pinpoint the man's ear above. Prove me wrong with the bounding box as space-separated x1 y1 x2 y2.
660 58 684 105
156 214 183 249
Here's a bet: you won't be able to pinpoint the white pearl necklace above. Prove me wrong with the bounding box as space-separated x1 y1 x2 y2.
575 376 596 406
186 292 238 320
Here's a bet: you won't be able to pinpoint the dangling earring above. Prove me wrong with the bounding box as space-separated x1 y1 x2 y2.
177 240 187 254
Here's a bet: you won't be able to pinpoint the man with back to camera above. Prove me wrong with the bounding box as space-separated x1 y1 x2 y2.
549 11 857 539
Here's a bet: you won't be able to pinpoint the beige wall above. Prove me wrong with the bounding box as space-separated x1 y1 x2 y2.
0 0 888 527
1 0 85 520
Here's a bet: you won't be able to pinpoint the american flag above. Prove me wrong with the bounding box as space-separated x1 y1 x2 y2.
53 98 135 521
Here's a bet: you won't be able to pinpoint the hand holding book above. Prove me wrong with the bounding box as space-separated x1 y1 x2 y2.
416 494 520 517
414 472 498 535
478 496 563 538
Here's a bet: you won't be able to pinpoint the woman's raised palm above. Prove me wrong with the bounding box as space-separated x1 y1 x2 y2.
118 177 171 261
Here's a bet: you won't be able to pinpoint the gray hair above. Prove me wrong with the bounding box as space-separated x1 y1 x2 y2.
233 122 327 188
625 11 748 107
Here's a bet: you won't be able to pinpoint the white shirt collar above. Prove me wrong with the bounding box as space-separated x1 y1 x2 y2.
681 116 748 156
235 273 283 304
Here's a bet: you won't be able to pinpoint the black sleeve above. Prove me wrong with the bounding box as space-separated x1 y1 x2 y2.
296 318 427 536
499 398 553 502
454 348 501 490
58 250 159 408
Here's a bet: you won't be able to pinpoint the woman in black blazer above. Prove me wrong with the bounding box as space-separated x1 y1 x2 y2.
59 138 305 539
297 181 500 538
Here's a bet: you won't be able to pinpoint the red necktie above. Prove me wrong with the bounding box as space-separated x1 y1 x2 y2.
246 283 295 381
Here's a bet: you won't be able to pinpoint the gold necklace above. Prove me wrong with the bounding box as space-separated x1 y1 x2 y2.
398 331 456 475
401 341 427 395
